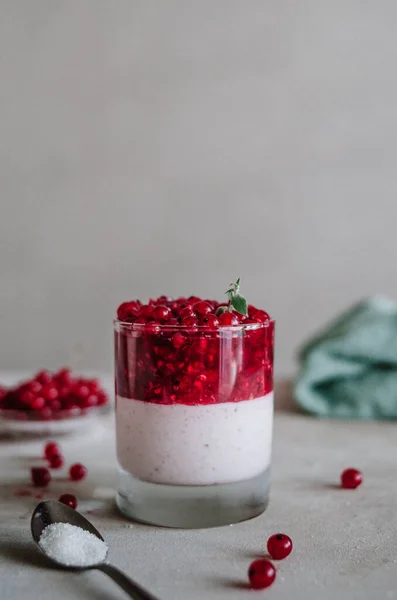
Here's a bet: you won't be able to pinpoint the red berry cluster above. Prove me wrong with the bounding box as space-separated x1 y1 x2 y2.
115 296 274 405
0 369 108 418
248 533 293 590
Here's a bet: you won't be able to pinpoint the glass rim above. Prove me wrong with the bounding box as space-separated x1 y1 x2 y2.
114 317 275 332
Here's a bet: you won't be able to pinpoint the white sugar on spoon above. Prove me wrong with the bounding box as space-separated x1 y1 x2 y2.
39 523 107 567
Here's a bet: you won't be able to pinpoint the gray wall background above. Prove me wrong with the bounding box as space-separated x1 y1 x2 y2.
1 1 397 376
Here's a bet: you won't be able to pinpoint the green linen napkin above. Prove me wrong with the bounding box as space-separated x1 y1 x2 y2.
294 296 397 419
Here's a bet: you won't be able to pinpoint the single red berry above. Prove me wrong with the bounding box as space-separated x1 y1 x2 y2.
218 311 239 326
56 368 73 385
117 301 140 322
31 467 51 487
75 384 90 398
179 306 195 320
267 533 293 559
200 314 219 328
138 304 154 320
69 463 87 481
59 493 78 509
172 332 186 349
48 454 64 469
193 301 212 316
81 394 98 408
341 468 362 489
31 396 46 410
35 370 52 385
248 559 276 590
146 322 161 335
182 316 199 328
152 305 171 322
252 310 271 323
42 385 59 400
44 441 60 459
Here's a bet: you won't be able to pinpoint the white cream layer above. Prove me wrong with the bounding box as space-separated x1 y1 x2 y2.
116 393 273 486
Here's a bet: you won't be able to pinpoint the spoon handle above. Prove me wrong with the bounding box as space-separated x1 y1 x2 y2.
97 562 161 600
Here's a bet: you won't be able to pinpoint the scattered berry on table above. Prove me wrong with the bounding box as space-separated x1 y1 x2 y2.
341 468 362 489
69 463 87 482
48 454 64 469
44 441 60 459
59 493 78 509
31 467 51 487
248 559 276 590
267 533 293 559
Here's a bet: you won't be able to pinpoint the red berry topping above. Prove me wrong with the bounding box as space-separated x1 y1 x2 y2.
267 533 293 560
193 301 212 316
218 311 239 326
114 284 273 406
48 454 64 469
31 467 51 487
152 305 171 322
44 441 60 459
248 559 276 590
341 468 362 489
69 463 87 481
59 493 78 509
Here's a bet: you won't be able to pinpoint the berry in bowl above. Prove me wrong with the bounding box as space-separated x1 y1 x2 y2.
115 279 274 528
0 369 110 437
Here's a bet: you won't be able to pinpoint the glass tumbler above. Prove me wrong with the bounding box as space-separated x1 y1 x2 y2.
114 318 275 528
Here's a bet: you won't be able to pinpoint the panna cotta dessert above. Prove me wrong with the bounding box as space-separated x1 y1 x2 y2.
114 279 274 527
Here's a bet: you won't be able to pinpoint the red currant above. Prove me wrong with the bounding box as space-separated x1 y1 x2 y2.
31 467 51 487
181 316 199 329
172 333 186 349
59 493 78 509
267 533 293 559
138 305 154 320
117 301 140 322
179 306 195 321
252 309 270 323
152 305 171 322
341 468 362 489
193 301 212 316
146 322 161 335
248 559 276 590
218 311 239 326
69 463 87 481
31 396 46 410
44 442 60 459
35 370 53 385
48 454 64 469
200 314 219 328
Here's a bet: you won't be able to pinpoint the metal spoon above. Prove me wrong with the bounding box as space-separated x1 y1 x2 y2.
31 500 160 600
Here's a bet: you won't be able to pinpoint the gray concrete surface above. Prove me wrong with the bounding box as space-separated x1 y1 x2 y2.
1 2 397 375
0 379 396 599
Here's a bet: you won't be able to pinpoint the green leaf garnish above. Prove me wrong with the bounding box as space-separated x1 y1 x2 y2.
222 277 248 316
230 294 248 316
